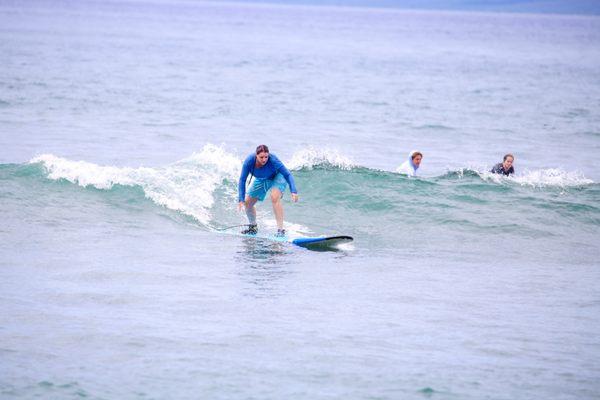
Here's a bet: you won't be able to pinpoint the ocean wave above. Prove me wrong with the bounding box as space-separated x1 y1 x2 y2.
21 146 598 233
26 144 360 226
287 147 356 171
439 168 594 188
30 144 241 225
289 158 596 190
479 168 594 188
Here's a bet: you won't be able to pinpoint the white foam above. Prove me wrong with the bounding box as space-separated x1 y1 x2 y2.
260 218 312 238
287 147 356 171
336 242 355 251
512 168 594 188
31 144 242 225
30 153 138 189
479 168 594 188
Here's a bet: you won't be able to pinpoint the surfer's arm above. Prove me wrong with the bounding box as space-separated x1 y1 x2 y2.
279 166 298 202
279 165 297 194
238 161 251 202
270 154 297 194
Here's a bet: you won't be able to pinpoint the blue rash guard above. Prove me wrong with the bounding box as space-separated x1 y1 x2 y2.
238 153 298 202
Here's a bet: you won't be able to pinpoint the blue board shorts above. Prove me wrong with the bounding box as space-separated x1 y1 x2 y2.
247 173 288 201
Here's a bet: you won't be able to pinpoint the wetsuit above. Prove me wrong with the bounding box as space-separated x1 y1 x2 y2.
238 153 297 202
490 163 514 176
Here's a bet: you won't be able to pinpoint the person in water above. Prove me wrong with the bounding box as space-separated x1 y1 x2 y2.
396 150 423 176
238 144 298 237
490 154 515 176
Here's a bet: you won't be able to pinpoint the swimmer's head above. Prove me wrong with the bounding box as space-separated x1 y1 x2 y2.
411 151 423 168
503 153 514 170
256 144 270 166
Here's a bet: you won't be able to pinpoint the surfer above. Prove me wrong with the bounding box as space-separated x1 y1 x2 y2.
490 154 515 176
396 150 423 176
238 144 298 237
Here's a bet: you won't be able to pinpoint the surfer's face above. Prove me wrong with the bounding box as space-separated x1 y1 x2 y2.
412 155 422 167
503 156 513 170
256 151 269 166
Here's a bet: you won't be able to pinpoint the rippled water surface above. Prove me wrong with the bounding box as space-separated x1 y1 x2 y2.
1 1 600 399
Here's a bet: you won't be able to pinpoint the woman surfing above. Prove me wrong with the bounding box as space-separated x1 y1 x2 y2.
238 145 299 237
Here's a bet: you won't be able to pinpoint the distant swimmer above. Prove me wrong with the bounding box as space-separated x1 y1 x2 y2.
238 144 299 237
490 154 515 176
396 150 423 177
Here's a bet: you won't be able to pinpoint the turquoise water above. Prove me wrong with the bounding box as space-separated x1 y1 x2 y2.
2 1 600 399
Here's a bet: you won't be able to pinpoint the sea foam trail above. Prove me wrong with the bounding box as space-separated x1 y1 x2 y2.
31 144 241 225
478 168 594 188
445 167 594 188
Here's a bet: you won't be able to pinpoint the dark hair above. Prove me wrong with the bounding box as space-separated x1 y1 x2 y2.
411 152 423 160
256 144 269 154
503 153 514 161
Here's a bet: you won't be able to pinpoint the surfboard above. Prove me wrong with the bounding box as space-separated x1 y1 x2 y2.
291 235 354 250
221 228 353 251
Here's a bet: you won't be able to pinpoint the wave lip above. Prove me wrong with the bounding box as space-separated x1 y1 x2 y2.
481 168 594 188
30 154 137 189
511 168 594 188
287 147 356 171
30 144 241 225
440 167 594 188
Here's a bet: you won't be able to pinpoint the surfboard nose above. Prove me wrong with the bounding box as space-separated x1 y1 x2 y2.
292 236 354 250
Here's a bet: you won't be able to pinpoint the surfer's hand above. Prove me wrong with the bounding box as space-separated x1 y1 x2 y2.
238 201 245 211
291 193 299 203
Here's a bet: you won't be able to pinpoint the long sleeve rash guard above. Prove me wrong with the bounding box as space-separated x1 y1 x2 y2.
490 163 514 176
238 153 298 202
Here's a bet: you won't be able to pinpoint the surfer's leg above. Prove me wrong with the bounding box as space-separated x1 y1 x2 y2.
244 196 258 225
270 188 284 230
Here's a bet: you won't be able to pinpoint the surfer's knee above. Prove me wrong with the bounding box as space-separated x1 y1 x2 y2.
244 197 256 208
270 190 281 203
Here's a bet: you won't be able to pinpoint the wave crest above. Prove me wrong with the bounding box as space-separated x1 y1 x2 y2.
287 147 356 171
438 167 593 188
30 144 242 224
480 168 593 188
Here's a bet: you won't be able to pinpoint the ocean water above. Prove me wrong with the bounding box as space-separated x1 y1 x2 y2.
1 1 600 399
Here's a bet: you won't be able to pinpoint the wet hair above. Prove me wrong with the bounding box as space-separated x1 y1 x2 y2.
503 153 514 161
411 152 423 160
256 144 269 154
